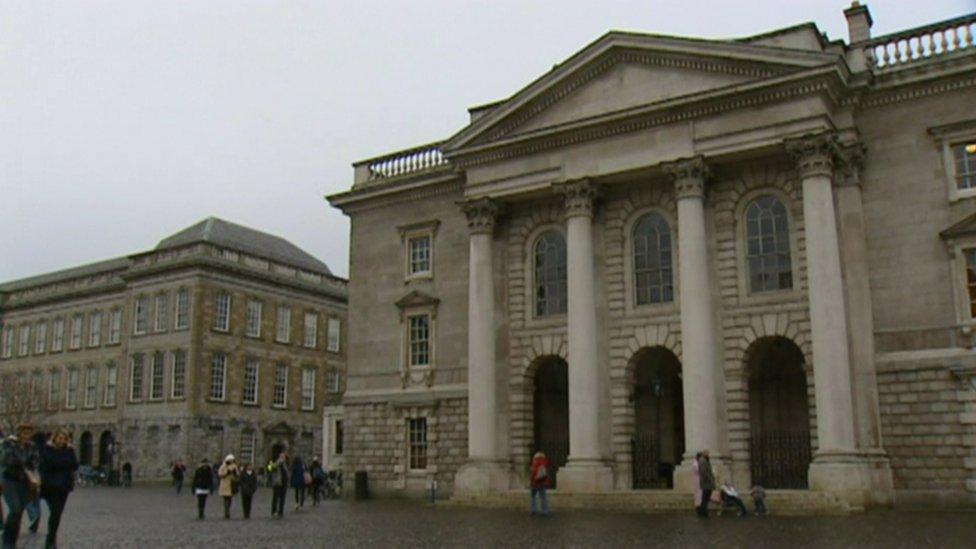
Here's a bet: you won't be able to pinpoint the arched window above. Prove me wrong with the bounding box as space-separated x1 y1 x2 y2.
633 213 674 305
745 195 792 292
534 230 567 316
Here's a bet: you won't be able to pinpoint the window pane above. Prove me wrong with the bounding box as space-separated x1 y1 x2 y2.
534 230 568 316
745 196 792 292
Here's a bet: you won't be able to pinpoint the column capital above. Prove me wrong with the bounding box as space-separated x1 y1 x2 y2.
662 156 710 200
460 198 500 234
836 142 867 188
554 179 600 218
786 131 841 179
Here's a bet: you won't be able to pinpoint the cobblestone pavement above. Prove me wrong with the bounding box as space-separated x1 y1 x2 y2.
4 486 974 548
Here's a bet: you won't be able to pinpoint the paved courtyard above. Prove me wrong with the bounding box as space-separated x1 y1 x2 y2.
5 486 974 548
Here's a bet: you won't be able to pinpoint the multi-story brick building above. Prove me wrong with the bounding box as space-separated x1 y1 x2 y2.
0 217 347 480
328 3 976 507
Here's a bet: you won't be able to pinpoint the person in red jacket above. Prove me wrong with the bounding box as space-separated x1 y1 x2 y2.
529 451 551 516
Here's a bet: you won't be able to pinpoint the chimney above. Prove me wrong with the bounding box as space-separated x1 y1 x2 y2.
844 1 873 43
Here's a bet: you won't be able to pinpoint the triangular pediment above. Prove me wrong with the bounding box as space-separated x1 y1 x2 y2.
941 212 976 240
395 290 440 309
444 31 837 152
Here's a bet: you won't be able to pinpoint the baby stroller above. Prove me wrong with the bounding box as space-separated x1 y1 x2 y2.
323 471 342 499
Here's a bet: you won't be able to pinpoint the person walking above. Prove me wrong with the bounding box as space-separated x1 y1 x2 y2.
217 455 239 520
290 456 307 511
210 459 220 496
1 423 40 549
121 462 132 488
309 458 325 507
171 460 186 495
528 451 551 517
39 429 79 549
697 450 716 518
191 459 214 520
239 464 258 519
691 451 703 516
270 453 288 518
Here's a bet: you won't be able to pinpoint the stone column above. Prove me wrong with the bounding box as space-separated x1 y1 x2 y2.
786 132 871 504
554 179 614 492
662 156 728 491
454 198 509 495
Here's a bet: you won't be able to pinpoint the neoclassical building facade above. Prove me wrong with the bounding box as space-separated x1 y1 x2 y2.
329 4 976 506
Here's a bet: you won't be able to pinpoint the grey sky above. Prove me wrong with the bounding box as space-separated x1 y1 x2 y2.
1 0 971 281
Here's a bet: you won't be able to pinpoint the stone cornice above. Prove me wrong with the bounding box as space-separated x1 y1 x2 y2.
662 156 710 200
459 198 501 235
554 179 600 218
785 131 841 179
449 66 849 170
328 174 464 214
859 70 976 109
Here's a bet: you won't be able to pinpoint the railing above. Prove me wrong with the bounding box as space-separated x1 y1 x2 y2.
863 13 976 69
353 141 449 184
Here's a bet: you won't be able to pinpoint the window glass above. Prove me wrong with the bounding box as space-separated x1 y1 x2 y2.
409 235 431 275
953 142 976 190
745 195 793 292
633 213 673 305
408 315 430 367
408 418 428 470
534 230 567 316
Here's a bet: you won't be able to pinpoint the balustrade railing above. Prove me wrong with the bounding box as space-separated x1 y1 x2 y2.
354 141 449 184
863 13 976 69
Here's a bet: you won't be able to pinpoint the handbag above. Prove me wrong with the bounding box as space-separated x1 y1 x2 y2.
303 472 313 486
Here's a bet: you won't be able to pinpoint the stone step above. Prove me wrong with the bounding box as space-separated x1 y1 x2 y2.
447 489 855 516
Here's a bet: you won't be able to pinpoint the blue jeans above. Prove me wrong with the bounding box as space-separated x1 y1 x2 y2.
2 479 30 549
530 487 550 516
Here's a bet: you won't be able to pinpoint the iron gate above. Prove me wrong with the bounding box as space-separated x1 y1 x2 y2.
750 431 811 489
529 438 569 488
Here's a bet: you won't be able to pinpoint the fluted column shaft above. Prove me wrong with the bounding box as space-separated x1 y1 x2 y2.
787 133 857 456
462 199 500 461
664 157 724 458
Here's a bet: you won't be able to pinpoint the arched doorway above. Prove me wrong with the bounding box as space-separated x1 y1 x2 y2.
98 430 115 468
532 356 569 488
631 347 684 489
79 431 94 466
747 336 811 489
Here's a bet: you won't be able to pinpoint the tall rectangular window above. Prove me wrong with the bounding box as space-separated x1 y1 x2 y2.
65 368 79 409
69 315 83 349
1 328 13 358
175 288 190 329
273 364 288 407
334 420 344 455
303 312 318 348
88 311 102 347
246 300 263 338
171 350 186 399
34 322 47 354
408 235 432 275
327 318 341 352
30 371 43 411
134 296 149 334
150 351 165 400
213 292 231 332
48 370 61 410
408 418 428 471
84 367 98 409
953 141 976 190
301 368 315 410
130 355 144 401
210 353 227 400
104 362 118 406
408 315 430 367
18 325 30 356
276 306 291 343
326 370 341 394
108 309 122 344
51 318 64 352
154 293 169 332
243 359 259 405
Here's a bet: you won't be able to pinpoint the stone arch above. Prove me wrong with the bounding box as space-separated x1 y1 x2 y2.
625 346 685 489
79 431 94 466
735 312 812 369
510 347 568 482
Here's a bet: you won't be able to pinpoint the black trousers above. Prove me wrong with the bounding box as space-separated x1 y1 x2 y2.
271 486 286 516
222 496 232 518
196 494 207 519
43 489 70 548
699 490 713 517
293 486 305 507
241 494 253 519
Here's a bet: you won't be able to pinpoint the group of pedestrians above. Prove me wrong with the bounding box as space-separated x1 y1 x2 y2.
1 423 79 549
692 449 767 518
186 452 329 520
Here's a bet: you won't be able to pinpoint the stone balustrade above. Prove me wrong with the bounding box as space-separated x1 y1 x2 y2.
864 13 975 69
353 142 449 184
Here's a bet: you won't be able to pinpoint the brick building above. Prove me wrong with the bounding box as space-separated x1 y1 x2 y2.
328 3 976 506
0 217 347 480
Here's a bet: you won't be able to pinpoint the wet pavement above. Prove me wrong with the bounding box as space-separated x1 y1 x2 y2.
6 485 975 548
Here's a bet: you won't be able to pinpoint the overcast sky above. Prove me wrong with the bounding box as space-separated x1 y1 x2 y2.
1 0 971 281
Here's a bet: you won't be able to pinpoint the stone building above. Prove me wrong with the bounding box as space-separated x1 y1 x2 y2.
0 217 347 480
328 3 976 506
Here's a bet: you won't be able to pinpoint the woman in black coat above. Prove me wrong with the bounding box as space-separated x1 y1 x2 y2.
191 459 214 519
39 428 79 549
238 464 258 519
